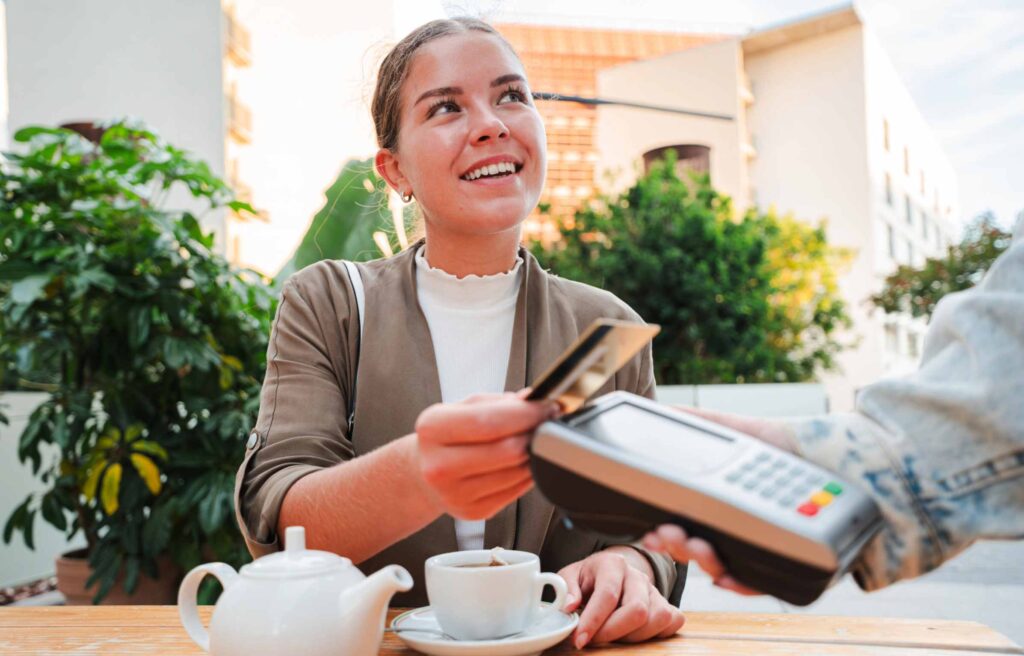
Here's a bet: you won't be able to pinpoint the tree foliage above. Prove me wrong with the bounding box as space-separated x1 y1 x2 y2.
531 154 851 385
0 121 275 602
870 212 1013 319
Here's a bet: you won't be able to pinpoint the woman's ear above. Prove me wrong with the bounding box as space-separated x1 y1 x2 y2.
375 148 409 198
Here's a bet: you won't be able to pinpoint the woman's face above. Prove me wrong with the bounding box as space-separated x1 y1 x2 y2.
377 32 546 237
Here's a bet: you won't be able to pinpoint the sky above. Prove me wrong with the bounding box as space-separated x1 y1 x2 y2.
444 0 1024 231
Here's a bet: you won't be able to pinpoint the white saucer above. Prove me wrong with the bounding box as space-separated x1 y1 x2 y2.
390 603 578 656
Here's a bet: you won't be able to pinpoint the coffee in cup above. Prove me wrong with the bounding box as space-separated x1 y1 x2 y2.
424 549 568 641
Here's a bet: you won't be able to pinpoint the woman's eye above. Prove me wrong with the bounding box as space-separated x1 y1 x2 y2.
428 99 460 117
498 87 527 104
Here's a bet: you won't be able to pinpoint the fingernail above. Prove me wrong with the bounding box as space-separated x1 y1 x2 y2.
575 632 589 649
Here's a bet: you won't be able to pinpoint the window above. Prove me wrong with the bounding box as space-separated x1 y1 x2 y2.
885 173 893 206
883 118 890 151
907 331 920 359
905 194 913 225
884 323 899 354
887 224 896 259
907 240 915 266
643 145 711 180
921 213 929 240
904 146 910 175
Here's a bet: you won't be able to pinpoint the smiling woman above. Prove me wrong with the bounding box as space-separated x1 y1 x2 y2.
234 18 686 649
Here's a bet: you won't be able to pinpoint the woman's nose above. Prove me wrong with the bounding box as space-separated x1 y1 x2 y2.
470 110 509 144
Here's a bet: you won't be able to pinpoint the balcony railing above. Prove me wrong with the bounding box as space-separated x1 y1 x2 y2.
225 10 252 67
226 93 252 144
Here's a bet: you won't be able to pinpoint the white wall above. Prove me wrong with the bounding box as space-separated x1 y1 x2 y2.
862 26 960 379
0 2 9 152
5 0 228 245
0 394 86 587
744 25 874 411
596 38 746 208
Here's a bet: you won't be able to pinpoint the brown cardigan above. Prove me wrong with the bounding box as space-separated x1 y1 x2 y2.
234 244 686 606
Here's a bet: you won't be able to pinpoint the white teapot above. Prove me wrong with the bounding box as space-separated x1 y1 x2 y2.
178 526 412 655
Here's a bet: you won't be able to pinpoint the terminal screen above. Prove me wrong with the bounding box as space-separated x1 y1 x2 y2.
576 402 737 474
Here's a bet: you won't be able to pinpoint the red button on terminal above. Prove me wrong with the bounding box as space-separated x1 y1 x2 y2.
797 502 819 517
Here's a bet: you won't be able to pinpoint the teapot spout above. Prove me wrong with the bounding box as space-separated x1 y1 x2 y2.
338 565 413 650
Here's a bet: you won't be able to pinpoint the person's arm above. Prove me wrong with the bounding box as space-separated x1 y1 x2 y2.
283 395 553 562
649 217 1024 592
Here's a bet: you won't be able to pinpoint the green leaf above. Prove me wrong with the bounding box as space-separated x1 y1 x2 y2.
3 497 31 545
23 510 36 550
9 275 51 304
198 486 228 536
41 492 68 532
123 556 140 594
142 505 172 554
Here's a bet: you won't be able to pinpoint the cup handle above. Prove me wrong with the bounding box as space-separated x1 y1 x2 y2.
533 572 569 612
177 562 239 652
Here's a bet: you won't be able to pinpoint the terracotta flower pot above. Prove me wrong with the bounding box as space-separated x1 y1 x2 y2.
55 549 180 605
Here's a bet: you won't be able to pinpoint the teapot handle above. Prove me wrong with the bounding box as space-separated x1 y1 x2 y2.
178 562 239 652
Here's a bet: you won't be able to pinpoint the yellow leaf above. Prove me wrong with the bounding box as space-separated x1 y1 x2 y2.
130 453 162 496
100 463 122 515
82 460 105 502
124 423 144 443
221 355 243 371
97 426 121 450
131 440 168 461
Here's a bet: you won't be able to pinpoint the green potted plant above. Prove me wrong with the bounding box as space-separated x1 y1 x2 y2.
0 120 276 603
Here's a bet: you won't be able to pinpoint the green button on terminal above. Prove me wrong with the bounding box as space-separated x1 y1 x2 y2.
824 482 843 495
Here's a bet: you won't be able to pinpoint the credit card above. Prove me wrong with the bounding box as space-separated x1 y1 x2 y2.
526 318 660 413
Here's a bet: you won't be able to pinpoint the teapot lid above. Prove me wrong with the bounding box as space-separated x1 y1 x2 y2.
243 527 351 579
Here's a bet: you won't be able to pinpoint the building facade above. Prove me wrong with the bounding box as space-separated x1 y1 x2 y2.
4 0 232 247
595 5 959 410
495 23 723 243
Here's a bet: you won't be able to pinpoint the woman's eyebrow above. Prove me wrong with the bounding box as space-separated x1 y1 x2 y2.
414 86 461 107
491 73 525 87
414 74 526 107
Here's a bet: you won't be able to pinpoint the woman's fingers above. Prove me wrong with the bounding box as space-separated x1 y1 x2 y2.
573 555 625 648
416 396 556 446
589 567 650 644
420 434 531 480
619 585 685 643
455 474 534 520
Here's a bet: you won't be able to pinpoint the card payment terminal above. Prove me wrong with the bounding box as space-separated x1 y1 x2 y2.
526 321 882 606
530 393 882 605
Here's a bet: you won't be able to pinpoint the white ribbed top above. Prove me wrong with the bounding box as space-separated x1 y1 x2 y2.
415 247 524 551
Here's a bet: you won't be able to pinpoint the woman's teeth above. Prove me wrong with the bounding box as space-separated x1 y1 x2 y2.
463 162 518 180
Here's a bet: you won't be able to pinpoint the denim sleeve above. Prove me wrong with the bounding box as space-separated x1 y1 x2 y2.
789 219 1024 590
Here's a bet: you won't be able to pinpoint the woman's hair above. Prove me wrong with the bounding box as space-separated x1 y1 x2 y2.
371 18 518 152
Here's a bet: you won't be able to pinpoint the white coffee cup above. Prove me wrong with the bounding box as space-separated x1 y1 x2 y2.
424 549 568 641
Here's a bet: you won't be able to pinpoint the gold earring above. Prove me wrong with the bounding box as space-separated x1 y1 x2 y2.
402 191 413 203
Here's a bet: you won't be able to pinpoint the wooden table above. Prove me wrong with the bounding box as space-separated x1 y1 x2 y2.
1 606 1021 654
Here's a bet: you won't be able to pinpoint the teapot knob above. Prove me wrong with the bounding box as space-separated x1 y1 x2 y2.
285 526 306 553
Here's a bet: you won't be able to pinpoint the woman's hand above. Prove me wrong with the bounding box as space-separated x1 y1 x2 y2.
640 406 799 596
558 549 685 648
414 391 556 520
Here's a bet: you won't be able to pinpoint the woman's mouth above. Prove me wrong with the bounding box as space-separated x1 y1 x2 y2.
460 161 523 182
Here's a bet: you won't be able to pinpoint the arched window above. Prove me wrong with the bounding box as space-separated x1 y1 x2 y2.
643 145 711 180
